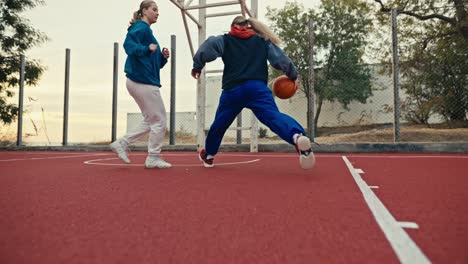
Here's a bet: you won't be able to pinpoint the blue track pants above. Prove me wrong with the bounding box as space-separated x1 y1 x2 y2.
205 80 306 156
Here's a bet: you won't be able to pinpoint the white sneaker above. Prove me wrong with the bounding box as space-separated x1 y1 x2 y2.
145 156 172 169
110 140 130 164
295 135 315 170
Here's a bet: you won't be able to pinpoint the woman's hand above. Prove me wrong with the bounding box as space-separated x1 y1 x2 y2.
149 44 158 53
191 69 200 79
162 47 170 59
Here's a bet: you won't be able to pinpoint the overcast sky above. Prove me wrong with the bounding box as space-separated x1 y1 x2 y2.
15 0 319 144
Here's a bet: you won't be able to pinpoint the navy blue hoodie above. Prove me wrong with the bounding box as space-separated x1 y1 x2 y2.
193 34 297 90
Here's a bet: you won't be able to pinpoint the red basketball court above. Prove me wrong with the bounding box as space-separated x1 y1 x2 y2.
1 151 467 263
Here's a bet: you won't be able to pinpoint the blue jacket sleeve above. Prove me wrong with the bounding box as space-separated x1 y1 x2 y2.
267 42 298 80
192 35 225 71
123 28 151 57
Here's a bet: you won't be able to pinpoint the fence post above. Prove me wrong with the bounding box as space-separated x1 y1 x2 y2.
392 8 401 142
308 19 315 141
236 114 242 144
63 48 70 146
111 42 119 142
196 0 207 152
17 55 25 146
170 35 176 145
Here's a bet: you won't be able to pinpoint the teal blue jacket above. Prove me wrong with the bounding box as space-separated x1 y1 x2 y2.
124 20 167 87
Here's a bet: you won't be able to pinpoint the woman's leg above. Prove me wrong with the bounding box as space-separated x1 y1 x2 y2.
246 82 306 145
205 88 244 156
246 81 315 169
123 79 167 157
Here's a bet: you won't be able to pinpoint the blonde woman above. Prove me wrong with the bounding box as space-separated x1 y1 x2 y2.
110 0 171 169
192 16 315 170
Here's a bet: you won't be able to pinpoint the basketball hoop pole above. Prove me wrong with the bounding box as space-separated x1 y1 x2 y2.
169 0 259 152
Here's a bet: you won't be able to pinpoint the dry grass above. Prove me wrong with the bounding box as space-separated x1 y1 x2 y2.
107 125 468 145
0 126 16 147
316 125 468 143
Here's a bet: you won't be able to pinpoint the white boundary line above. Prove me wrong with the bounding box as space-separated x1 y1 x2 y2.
83 157 261 167
335 155 468 159
342 156 431 264
0 153 108 162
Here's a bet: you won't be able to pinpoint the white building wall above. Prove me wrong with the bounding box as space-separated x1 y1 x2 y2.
127 65 443 137
126 111 197 135
202 68 399 138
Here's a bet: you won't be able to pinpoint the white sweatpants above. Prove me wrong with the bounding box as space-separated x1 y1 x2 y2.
121 78 167 156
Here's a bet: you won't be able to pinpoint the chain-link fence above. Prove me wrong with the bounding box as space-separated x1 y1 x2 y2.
7 4 468 148
201 65 396 145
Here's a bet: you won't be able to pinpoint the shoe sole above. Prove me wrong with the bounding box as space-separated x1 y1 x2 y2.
297 136 315 170
109 143 131 164
300 152 316 170
198 154 214 168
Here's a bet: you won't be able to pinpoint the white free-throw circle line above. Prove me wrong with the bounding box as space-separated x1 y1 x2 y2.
83 157 261 167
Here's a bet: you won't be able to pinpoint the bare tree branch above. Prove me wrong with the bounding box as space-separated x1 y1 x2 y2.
373 0 457 24
421 30 458 50
374 0 391 12
398 10 457 24
373 0 468 41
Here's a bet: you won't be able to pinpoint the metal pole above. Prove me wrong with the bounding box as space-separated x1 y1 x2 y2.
196 0 207 151
111 42 118 142
170 35 176 145
181 10 195 57
63 49 70 146
308 19 315 141
392 8 401 142
249 0 259 152
236 113 242 144
185 1 239 10
250 0 258 18
17 55 25 146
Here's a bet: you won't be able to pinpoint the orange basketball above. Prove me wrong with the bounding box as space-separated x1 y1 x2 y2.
272 75 297 99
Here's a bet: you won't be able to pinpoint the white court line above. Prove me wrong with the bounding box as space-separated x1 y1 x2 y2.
0 153 108 162
399 222 420 229
84 157 261 167
336 155 468 159
0 152 103 155
342 156 430 264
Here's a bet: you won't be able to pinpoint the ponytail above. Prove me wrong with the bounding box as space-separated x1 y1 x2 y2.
129 10 141 25
247 17 282 46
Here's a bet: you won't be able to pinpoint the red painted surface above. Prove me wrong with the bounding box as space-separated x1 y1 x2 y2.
0 151 466 263
349 154 468 264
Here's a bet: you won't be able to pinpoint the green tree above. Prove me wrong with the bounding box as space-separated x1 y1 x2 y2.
266 0 373 132
373 0 468 124
0 0 47 124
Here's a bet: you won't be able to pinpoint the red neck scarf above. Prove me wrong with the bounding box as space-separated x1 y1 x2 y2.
229 25 256 39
